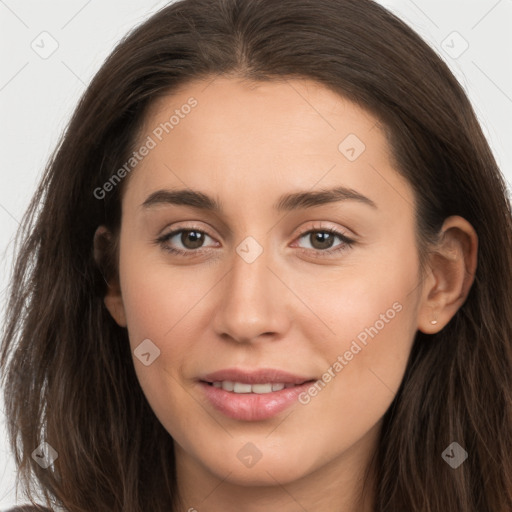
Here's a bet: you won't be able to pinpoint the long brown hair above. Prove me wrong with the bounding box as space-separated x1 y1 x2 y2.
1 0 511 510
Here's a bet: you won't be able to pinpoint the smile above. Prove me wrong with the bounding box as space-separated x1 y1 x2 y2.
205 381 307 393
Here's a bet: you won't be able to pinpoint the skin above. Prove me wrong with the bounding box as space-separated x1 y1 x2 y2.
95 76 478 511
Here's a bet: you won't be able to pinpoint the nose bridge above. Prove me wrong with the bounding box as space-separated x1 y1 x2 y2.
233 236 270 300
212 235 288 342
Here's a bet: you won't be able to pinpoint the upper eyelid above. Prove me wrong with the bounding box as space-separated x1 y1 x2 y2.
159 221 353 237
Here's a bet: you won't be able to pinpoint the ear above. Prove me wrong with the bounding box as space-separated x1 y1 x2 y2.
417 215 478 334
93 225 127 328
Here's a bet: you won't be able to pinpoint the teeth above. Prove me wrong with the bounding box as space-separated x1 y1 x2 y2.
210 381 295 393
222 381 234 391
233 382 252 393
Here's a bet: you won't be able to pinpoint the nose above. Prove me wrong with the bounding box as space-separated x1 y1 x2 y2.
211 241 291 344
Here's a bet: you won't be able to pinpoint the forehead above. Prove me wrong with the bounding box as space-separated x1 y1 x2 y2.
142 76 378 151
124 76 414 220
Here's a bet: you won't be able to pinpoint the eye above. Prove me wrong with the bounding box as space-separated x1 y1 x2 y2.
293 226 355 257
155 224 355 258
156 227 217 256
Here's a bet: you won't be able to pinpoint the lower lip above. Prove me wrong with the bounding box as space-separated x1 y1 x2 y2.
199 381 315 421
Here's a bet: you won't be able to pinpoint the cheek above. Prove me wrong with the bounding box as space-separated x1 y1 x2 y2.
117 250 201 433
298 231 418 355
341 254 416 372
296 239 420 442
118 239 208 344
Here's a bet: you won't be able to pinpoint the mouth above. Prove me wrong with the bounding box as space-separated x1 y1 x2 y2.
200 380 315 394
197 368 318 421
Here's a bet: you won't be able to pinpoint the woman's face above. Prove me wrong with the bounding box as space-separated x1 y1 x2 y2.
105 76 429 499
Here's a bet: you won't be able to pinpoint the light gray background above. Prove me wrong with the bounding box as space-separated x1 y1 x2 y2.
1 0 511 508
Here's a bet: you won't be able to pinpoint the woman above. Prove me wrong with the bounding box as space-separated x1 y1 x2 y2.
1 0 511 510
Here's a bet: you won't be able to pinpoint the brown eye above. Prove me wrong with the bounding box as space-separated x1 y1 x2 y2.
296 228 354 255
177 230 206 249
307 231 337 250
157 228 216 255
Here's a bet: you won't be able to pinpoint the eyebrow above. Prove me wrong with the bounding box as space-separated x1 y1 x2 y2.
141 186 377 212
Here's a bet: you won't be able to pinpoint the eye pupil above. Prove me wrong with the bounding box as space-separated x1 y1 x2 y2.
311 231 334 250
182 230 204 249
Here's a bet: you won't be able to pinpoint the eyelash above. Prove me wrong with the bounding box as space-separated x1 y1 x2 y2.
155 224 355 258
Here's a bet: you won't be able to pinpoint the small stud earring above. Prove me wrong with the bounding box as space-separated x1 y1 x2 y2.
430 310 438 325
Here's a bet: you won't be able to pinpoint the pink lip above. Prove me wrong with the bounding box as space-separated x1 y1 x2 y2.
199 368 314 385
197 368 317 421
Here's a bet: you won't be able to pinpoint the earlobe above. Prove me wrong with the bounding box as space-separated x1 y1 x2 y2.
93 225 127 328
104 292 128 327
417 216 478 334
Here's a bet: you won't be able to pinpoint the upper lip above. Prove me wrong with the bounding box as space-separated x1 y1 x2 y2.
199 368 316 385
